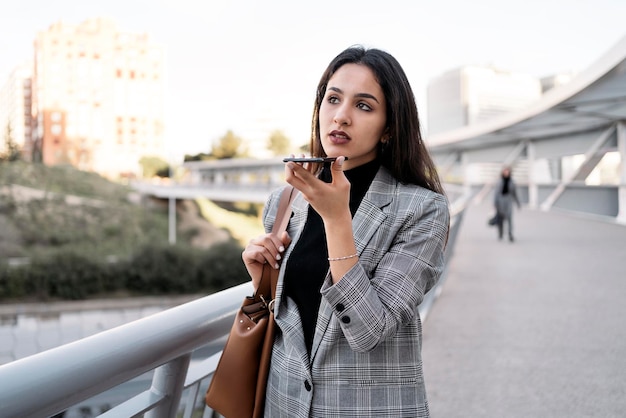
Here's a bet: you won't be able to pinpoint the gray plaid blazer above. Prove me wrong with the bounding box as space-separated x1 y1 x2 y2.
261 166 449 418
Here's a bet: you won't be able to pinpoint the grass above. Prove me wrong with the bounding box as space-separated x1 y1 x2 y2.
195 198 265 246
0 160 255 301
0 160 131 201
0 161 169 258
0 160 263 259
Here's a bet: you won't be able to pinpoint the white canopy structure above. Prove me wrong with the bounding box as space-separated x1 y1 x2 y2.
427 34 626 224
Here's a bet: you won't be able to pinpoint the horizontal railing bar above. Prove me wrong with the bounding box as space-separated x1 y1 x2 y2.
0 282 252 418
98 390 166 418
184 352 222 387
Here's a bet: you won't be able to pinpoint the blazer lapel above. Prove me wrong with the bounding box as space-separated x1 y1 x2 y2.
274 193 308 319
272 193 313 365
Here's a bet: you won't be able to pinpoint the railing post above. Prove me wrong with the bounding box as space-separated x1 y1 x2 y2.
145 353 192 418
527 141 538 209
617 121 626 224
168 197 176 244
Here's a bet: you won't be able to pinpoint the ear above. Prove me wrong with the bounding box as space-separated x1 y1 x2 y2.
381 127 392 143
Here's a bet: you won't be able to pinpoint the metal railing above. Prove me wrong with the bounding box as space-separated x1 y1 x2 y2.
0 192 469 418
0 284 251 418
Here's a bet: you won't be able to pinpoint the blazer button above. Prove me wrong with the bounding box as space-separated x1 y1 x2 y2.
336 303 345 312
304 380 312 391
341 316 351 324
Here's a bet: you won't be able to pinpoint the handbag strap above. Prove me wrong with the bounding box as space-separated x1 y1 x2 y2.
256 185 296 302
271 185 296 235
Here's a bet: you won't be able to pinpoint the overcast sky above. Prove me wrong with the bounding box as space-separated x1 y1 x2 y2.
1 0 625 161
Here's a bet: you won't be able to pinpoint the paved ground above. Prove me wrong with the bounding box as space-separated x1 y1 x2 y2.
422 201 626 418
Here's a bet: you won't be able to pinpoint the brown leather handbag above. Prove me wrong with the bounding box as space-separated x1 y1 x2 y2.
205 185 295 418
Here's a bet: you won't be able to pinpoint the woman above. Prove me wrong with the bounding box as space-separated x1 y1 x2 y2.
493 166 521 242
242 46 450 417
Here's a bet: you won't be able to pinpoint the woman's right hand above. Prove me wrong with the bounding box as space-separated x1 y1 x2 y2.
242 231 291 290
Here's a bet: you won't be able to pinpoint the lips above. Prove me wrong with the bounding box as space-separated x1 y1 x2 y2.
329 130 351 145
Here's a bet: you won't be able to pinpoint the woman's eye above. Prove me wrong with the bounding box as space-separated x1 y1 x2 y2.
357 102 372 111
328 96 339 104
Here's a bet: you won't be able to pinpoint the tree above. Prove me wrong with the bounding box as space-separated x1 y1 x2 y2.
139 156 169 178
267 130 291 156
183 152 211 162
211 130 246 159
1 122 21 162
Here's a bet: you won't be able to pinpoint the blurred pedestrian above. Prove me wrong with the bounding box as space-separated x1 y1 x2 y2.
493 165 521 242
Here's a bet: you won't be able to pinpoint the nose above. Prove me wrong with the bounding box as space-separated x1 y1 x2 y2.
333 104 351 126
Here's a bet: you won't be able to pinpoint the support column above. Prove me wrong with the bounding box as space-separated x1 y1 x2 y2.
527 141 538 209
461 153 472 202
145 354 192 418
541 125 615 211
617 121 626 224
168 197 176 244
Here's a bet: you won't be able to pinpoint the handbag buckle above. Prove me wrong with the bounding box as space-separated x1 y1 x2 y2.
259 295 276 313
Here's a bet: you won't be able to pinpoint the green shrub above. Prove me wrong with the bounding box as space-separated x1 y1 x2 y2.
0 262 26 299
197 240 248 291
124 244 202 294
28 252 105 300
0 240 249 301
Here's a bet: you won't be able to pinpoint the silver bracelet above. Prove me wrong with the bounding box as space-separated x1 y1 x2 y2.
328 253 358 261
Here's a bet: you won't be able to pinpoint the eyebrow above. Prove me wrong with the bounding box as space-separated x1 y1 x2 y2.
328 86 380 104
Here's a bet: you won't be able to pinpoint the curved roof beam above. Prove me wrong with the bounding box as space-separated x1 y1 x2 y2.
427 34 626 152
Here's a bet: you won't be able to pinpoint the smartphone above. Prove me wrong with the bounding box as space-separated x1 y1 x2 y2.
282 157 348 163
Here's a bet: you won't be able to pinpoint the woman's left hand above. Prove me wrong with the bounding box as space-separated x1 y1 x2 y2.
285 156 358 284
284 156 351 221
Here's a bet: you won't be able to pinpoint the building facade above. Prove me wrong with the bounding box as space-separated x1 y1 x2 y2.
426 65 542 135
32 18 166 178
0 62 33 158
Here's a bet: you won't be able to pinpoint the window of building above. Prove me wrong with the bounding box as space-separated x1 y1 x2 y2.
51 124 62 135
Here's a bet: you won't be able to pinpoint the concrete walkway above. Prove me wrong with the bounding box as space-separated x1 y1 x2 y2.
422 201 626 418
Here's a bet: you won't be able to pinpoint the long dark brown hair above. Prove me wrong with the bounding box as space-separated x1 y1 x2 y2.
310 46 444 195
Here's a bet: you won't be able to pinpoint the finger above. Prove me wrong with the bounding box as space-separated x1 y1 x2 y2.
245 235 284 268
259 233 290 269
245 245 281 269
267 234 288 260
331 156 347 172
285 161 314 192
279 231 292 249
242 245 266 264
285 161 311 177
329 156 349 184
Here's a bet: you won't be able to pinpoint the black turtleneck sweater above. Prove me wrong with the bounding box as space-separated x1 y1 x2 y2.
283 158 381 353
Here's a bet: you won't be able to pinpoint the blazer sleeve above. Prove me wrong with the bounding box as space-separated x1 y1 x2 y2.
262 186 286 233
320 190 449 352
